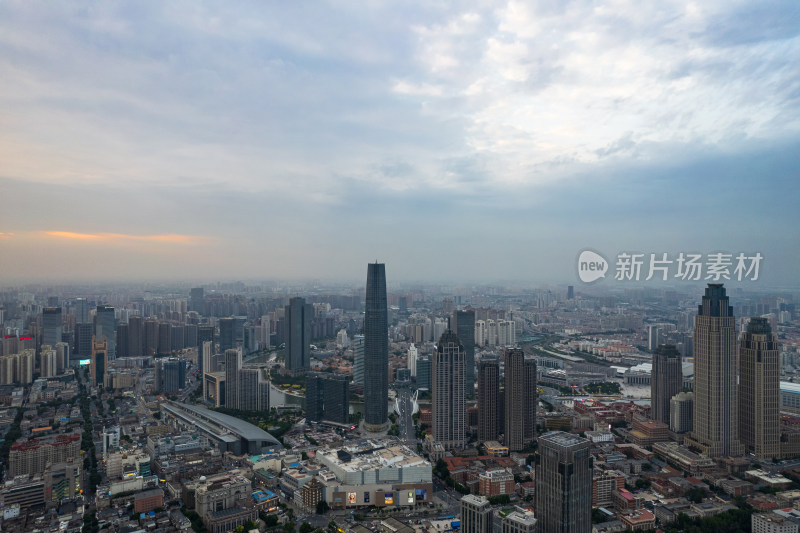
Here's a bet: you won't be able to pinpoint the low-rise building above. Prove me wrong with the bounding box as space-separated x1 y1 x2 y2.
620 509 656 531
134 488 164 514
501 510 537 533
478 469 514 497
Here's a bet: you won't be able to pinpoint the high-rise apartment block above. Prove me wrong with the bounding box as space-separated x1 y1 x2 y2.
536 431 592 533
651 344 682 425
432 330 466 451
352 335 365 386
364 263 389 432
739 317 780 460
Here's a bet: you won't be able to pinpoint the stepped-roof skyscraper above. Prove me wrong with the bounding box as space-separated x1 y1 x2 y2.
651 344 682 425
685 284 744 457
364 263 389 432
739 317 780 460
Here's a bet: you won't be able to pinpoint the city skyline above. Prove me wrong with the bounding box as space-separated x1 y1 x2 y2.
0 2 798 284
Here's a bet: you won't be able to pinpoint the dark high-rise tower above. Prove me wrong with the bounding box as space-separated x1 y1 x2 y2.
432 330 466 450
364 262 389 432
116 324 129 358
219 318 235 352
685 284 744 457
738 317 780 460
128 316 143 358
143 318 159 356
477 356 499 443
305 372 350 425
74 323 93 357
504 349 536 451
453 310 476 398
90 336 108 387
536 432 592 533
224 348 241 409
285 297 312 373
189 287 204 314
651 344 682 425
42 307 62 348
95 305 116 359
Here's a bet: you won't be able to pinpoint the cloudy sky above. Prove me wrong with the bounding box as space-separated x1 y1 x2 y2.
1 1 798 285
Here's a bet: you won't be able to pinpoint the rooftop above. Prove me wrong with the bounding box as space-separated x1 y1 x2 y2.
163 401 281 447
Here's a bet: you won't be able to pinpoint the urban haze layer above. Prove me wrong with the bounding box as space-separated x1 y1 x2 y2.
1 271 800 532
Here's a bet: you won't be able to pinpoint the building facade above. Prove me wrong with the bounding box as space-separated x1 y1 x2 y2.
651 344 682 425
461 494 492 533
453 310 476 398
478 356 499 443
432 330 466 451
536 432 592 533
364 263 389 432
504 349 536 451
285 297 312 373
738 317 780 460
306 372 350 424
685 284 744 457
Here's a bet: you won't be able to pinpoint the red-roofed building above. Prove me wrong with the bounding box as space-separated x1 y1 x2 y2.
620 509 656 531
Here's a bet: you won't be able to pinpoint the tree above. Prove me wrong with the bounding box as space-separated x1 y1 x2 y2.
686 486 706 503
300 522 314 533
488 494 511 505
316 501 330 515
592 508 607 524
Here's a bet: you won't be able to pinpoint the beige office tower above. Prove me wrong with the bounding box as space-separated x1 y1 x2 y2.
738 317 780 460
684 284 744 457
461 495 492 533
504 348 536 451
431 330 466 451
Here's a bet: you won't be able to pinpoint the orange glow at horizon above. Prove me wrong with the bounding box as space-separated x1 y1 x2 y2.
43 231 205 245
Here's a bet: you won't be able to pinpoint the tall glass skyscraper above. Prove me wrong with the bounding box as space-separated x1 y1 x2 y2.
432 330 466 450
453 309 475 398
285 297 312 373
364 263 388 432
95 305 116 360
536 432 592 533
